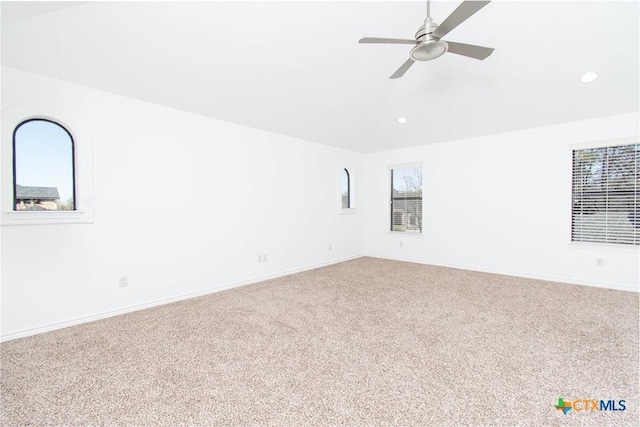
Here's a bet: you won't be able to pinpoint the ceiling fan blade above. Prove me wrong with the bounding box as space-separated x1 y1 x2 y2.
389 58 415 79
359 37 419 45
431 1 491 40
446 41 494 60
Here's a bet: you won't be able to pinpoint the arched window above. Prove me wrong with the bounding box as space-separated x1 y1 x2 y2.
13 119 75 211
341 168 350 209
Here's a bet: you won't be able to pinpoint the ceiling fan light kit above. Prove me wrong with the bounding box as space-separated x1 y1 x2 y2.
410 40 448 61
359 0 494 79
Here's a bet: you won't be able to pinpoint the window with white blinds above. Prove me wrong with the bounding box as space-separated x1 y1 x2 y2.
571 143 639 245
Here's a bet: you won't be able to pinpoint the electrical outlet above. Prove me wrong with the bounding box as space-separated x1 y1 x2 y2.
328 244 332 251
595 258 604 267
118 276 128 288
263 254 268 262
258 255 262 263
399 241 404 248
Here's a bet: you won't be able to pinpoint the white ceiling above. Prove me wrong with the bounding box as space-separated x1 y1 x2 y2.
1 1 638 153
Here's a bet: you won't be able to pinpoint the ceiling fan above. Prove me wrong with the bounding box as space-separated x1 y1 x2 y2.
359 0 494 79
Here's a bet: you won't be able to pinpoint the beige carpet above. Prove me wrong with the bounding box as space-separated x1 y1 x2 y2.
1 257 638 426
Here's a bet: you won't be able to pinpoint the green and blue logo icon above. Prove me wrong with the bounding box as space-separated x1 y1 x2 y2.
554 397 626 415
555 398 572 414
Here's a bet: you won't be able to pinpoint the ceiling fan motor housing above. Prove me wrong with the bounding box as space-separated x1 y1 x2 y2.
414 16 438 41
411 17 448 61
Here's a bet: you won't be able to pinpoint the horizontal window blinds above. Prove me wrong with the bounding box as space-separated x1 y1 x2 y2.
571 143 639 245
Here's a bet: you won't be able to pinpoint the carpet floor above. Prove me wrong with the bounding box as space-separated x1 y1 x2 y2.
1 257 638 426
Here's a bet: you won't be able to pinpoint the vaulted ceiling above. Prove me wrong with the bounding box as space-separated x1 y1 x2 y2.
2 1 638 153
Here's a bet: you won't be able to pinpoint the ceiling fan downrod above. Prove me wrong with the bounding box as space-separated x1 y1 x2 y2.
415 0 439 42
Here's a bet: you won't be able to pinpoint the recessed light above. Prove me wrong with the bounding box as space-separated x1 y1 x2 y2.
580 71 598 83
397 117 407 124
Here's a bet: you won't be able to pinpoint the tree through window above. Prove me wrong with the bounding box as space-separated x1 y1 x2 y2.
391 166 422 233
572 143 639 245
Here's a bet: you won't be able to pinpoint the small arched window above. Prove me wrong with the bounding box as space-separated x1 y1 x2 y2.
13 119 75 211
341 168 350 209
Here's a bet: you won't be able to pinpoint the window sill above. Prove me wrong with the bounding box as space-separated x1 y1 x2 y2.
338 208 358 215
388 231 423 237
568 242 639 253
3 210 92 225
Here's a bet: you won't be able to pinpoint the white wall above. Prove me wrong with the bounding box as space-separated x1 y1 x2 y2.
2 66 638 341
1 67 364 340
364 113 639 291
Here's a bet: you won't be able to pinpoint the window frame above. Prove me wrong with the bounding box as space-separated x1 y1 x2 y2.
12 118 77 211
2 103 94 225
569 137 639 248
341 168 351 209
338 167 356 214
389 163 423 234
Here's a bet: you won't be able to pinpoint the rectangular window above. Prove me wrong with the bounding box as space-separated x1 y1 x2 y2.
391 166 422 233
572 143 639 245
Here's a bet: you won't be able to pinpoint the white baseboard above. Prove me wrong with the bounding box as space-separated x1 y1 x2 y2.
1 254 365 342
5 252 634 342
365 253 639 293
